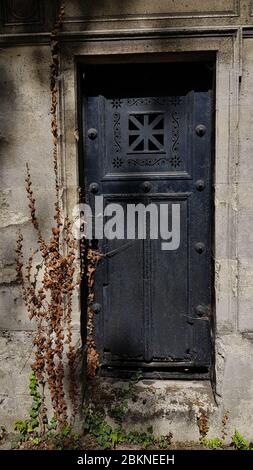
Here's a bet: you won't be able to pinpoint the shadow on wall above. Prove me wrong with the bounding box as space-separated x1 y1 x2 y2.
0 1 104 329
0 1 210 330
0 26 55 329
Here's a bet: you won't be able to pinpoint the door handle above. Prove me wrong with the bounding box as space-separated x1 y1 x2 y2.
195 305 209 318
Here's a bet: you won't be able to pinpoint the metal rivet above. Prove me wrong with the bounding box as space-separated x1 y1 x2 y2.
88 128 98 140
91 303 101 314
195 124 206 137
195 242 205 254
195 180 205 191
142 181 151 193
89 182 99 194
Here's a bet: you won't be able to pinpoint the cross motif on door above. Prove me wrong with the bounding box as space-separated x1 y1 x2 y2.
128 112 164 153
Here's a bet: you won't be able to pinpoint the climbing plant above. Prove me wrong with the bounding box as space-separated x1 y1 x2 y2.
15 4 80 431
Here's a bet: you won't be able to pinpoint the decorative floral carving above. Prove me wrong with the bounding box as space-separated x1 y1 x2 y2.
127 158 166 167
112 156 124 168
111 112 123 169
113 112 121 154
127 96 181 107
169 156 182 168
170 110 181 168
110 95 183 171
127 97 166 106
111 99 122 109
169 96 182 106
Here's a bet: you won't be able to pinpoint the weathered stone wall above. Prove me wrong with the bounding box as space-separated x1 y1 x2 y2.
0 44 55 427
1 0 253 441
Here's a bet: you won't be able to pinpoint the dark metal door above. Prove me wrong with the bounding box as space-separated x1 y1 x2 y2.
82 62 213 378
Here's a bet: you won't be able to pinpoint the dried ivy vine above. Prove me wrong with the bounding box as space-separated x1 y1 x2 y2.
86 248 101 378
15 4 81 432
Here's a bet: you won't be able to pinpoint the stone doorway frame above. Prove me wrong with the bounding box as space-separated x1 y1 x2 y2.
60 30 240 397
